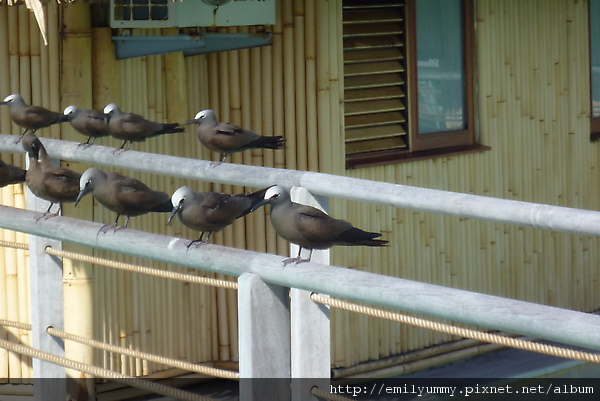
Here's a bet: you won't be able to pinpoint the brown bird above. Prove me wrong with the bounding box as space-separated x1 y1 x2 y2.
21 133 81 216
1 94 63 143
186 109 285 164
76 167 173 229
0 158 26 188
103 103 184 151
59 105 110 147
169 185 270 247
252 185 388 265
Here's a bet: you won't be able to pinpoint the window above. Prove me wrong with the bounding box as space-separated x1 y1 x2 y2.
591 0 600 138
343 0 478 168
113 0 169 22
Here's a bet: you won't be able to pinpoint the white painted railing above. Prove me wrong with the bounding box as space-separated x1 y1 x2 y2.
1 133 600 401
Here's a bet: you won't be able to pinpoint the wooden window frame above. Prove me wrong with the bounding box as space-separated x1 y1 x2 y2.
346 0 484 169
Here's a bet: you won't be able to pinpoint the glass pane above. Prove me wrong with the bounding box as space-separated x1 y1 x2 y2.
151 5 169 20
591 0 600 118
132 5 150 20
416 0 466 134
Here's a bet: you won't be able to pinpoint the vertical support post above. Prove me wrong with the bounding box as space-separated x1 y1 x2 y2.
238 273 291 401
290 187 331 401
61 4 96 399
27 163 66 400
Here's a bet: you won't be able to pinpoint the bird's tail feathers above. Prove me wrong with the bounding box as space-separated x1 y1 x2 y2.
249 135 285 150
152 199 175 213
237 186 272 217
156 123 186 136
338 228 389 247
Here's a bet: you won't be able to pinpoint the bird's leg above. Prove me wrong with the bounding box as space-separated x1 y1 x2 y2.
122 215 131 229
78 137 93 148
209 154 226 167
112 141 129 154
14 129 28 144
98 215 122 234
35 202 58 221
186 232 208 249
282 247 311 266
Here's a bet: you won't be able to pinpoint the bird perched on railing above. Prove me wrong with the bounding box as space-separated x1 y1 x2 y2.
169 185 271 247
252 185 388 265
21 133 81 217
0 94 63 143
0 159 26 188
76 167 173 230
103 103 185 152
186 109 285 164
58 105 110 147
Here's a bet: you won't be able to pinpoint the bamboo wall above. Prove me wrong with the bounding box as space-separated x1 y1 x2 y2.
0 2 60 382
1 0 599 382
334 0 600 368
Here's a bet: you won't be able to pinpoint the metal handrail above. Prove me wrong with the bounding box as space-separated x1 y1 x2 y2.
2 133 600 237
0 205 599 352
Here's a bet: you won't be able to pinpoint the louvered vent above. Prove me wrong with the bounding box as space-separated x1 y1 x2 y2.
343 0 408 157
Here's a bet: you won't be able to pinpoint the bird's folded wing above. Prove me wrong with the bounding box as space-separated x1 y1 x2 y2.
296 206 352 242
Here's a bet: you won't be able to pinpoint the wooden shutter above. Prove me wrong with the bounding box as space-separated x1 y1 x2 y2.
343 0 408 157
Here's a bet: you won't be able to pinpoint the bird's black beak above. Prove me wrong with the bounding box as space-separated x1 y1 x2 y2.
250 198 270 213
55 115 69 124
168 202 182 223
75 182 91 207
184 119 199 126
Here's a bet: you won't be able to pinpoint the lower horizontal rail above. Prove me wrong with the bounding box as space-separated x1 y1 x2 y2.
0 205 599 352
0 338 209 401
310 294 600 364
45 247 238 289
46 327 239 380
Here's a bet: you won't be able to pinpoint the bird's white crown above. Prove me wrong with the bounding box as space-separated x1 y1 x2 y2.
63 105 79 115
103 103 119 113
193 110 212 120
2 94 20 103
264 185 286 200
171 186 193 205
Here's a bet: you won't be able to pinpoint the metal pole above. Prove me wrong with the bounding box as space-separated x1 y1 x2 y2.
26 158 67 400
0 206 599 353
238 273 290 401
290 188 330 401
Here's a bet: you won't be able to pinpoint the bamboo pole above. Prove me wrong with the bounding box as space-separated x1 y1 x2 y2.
0 7 12 384
304 0 318 173
18 5 31 104
0 6 11 137
315 0 331 175
282 0 297 169
293 0 307 172
330 0 344 176
59 2 95 391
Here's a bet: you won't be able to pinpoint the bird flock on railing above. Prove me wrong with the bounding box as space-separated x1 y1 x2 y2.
0 94 388 264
